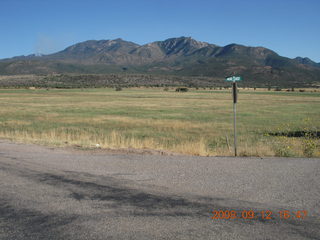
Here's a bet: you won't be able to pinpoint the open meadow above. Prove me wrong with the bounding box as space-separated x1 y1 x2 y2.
0 88 319 157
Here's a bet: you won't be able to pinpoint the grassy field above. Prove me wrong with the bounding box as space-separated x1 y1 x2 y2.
0 88 319 157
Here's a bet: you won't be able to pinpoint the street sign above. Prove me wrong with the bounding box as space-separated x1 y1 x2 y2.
226 76 242 82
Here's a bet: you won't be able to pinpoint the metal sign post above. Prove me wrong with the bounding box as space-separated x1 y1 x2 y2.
225 76 242 157
232 82 237 156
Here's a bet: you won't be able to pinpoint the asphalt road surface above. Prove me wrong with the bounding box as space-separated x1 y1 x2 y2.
0 140 319 240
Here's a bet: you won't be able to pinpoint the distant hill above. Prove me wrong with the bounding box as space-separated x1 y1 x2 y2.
1 37 320 87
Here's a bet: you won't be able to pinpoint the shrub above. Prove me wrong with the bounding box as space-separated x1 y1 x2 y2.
273 137 294 157
274 144 294 157
302 133 317 157
115 87 122 91
175 87 188 92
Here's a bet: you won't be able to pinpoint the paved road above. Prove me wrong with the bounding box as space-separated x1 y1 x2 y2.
0 140 319 240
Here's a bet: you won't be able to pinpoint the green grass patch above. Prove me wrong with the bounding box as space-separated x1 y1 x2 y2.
0 88 319 157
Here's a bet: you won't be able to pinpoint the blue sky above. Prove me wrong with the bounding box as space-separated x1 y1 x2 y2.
0 0 319 62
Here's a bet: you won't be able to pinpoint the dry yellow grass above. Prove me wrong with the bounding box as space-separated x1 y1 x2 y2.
0 128 214 156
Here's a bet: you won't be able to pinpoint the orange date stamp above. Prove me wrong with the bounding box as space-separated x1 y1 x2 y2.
211 210 308 220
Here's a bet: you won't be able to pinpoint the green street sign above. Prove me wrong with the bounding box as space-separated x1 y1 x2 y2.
225 76 242 81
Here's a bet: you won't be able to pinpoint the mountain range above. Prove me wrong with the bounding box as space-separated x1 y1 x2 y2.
1 37 320 87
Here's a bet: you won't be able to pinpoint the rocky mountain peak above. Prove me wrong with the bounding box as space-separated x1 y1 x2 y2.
158 36 210 55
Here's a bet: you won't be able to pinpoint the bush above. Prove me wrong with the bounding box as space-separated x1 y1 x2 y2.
175 87 188 92
163 87 169 91
302 133 317 157
274 87 282 91
115 87 122 91
274 144 294 157
273 137 294 157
